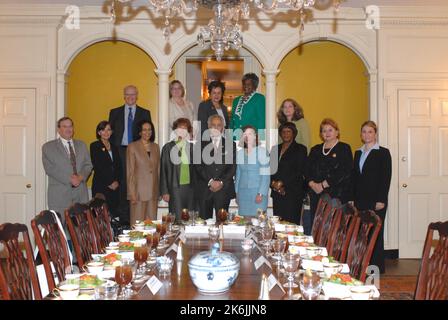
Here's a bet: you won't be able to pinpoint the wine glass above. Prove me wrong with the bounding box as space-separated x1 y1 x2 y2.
181 209 190 224
271 239 286 265
217 208 228 225
299 271 322 300
282 253 300 288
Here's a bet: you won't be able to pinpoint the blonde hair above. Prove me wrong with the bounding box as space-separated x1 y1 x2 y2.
320 118 340 140
361 120 377 133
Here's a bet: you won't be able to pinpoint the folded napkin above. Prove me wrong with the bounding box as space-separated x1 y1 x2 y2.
301 259 350 273
274 224 304 233
322 282 380 299
289 246 328 257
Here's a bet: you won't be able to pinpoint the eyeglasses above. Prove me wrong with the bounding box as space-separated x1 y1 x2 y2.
124 93 137 96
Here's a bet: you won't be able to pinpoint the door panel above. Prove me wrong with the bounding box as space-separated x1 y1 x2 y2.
0 88 36 226
399 90 448 257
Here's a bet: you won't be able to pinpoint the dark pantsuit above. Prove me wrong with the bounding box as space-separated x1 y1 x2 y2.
272 195 303 225
370 207 386 273
199 191 231 220
118 146 130 224
169 185 195 220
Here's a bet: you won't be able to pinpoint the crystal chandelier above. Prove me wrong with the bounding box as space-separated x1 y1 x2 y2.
111 0 343 61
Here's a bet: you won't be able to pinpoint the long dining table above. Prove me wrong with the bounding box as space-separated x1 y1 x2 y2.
132 234 291 300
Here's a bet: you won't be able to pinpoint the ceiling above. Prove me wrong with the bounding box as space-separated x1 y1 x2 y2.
1 0 448 7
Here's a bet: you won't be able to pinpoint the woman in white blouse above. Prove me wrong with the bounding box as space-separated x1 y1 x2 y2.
169 80 195 127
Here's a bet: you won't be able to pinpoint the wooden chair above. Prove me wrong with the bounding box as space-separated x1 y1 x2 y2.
346 210 382 282
0 223 42 300
311 192 332 242
327 203 358 262
31 210 72 292
88 196 114 253
65 203 99 268
315 197 342 248
414 221 448 300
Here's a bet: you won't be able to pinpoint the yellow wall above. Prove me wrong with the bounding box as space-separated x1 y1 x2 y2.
67 41 158 184
67 40 158 146
277 41 368 151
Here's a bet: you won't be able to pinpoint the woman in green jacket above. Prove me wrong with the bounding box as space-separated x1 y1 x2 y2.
230 73 265 141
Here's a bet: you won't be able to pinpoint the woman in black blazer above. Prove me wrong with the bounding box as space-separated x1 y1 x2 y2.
270 122 308 224
306 118 353 235
197 80 229 140
160 118 195 220
90 121 122 219
353 121 392 273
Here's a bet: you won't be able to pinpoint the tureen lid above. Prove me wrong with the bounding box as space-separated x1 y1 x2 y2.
188 242 239 268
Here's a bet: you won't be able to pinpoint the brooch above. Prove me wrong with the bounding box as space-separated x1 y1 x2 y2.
332 153 337 158
102 147 106 152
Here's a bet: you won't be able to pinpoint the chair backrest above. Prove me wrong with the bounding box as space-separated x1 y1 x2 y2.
88 196 114 252
315 197 342 248
346 210 382 282
31 210 71 292
65 203 98 268
327 204 358 262
0 223 42 300
414 221 448 300
311 192 332 241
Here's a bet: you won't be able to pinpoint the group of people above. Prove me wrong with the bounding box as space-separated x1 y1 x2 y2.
42 73 392 273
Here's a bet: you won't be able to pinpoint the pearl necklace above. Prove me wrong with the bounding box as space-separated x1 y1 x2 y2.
322 139 339 156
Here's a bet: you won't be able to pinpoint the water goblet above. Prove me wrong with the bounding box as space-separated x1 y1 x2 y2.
208 225 220 242
282 253 300 288
241 239 254 255
271 239 286 265
299 271 322 300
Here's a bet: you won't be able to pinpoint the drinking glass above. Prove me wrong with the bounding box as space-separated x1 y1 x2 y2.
217 209 228 224
152 232 160 251
271 239 286 265
208 225 220 242
134 245 149 277
282 253 300 288
299 271 322 300
261 226 274 243
181 209 190 224
115 258 134 299
94 282 118 300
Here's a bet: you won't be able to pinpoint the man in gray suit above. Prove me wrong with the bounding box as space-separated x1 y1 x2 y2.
42 117 93 223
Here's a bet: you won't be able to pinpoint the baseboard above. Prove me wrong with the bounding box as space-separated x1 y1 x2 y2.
385 249 399 259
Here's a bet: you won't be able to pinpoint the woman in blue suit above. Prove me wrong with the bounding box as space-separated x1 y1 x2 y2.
235 125 270 216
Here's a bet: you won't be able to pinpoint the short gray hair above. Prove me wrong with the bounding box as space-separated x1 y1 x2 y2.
207 114 224 127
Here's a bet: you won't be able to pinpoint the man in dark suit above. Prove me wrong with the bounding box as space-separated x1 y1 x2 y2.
109 85 152 226
194 114 236 219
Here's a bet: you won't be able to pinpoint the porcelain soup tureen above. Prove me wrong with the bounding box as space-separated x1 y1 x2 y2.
188 242 240 293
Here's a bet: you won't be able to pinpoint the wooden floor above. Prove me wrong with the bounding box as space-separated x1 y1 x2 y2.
379 259 420 300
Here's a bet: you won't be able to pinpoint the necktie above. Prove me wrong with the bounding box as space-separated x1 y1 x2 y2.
67 141 77 175
128 107 134 144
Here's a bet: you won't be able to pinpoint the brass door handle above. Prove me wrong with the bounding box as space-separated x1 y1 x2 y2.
26 184 31 188
402 183 408 188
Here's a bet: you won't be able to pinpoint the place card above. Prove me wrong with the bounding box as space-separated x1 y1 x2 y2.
177 232 187 243
249 232 258 242
254 255 272 270
165 243 178 254
254 243 263 253
267 273 286 293
146 275 163 295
